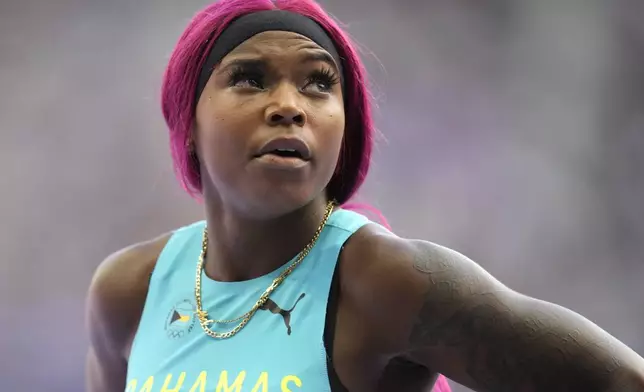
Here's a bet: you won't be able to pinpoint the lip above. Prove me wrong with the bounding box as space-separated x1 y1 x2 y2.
253 154 310 171
255 137 312 161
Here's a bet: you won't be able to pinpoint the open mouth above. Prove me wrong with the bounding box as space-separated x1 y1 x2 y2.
262 148 305 160
253 145 310 170
255 137 312 164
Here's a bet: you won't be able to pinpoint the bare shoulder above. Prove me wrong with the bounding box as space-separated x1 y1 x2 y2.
340 222 500 288
86 232 173 357
89 232 172 298
338 222 508 354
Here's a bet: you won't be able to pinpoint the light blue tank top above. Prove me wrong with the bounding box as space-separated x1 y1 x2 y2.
126 209 370 392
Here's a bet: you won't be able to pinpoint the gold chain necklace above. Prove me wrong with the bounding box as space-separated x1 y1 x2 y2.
194 201 336 339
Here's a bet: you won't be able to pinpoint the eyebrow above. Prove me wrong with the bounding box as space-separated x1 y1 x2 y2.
217 58 266 74
299 51 338 70
217 50 338 74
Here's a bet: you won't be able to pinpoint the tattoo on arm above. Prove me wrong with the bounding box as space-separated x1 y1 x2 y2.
408 244 624 392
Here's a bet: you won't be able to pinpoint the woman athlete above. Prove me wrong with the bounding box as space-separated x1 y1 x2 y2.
85 0 644 391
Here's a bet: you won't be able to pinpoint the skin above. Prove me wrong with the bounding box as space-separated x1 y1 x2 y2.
86 31 644 392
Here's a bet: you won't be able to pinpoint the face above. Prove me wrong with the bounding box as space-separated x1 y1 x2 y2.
194 31 345 217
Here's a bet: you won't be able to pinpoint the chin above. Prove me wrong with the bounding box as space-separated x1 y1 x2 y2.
233 182 322 220
209 165 333 219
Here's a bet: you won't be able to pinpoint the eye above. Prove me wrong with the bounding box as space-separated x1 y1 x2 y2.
227 66 265 90
302 68 340 94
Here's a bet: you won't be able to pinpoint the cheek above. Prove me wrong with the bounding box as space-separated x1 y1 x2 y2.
313 106 345 163
329 116 346 159
195 98 255 164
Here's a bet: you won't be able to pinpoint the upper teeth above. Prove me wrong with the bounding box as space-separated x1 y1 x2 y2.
277 149 295 152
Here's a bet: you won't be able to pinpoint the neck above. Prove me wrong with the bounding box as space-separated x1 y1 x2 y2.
202 196 330 282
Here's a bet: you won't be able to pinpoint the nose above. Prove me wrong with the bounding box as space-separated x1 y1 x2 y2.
265 85 307 127
267 109 305 127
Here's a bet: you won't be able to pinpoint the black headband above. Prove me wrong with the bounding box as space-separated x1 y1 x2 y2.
195 10 344 102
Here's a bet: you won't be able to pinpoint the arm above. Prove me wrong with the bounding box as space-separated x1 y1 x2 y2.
85 256 130 392
344 225 644 392
405 241 644 391
85 235 168 392
86 328 127 392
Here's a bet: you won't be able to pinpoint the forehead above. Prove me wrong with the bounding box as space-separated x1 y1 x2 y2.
224 30 325 58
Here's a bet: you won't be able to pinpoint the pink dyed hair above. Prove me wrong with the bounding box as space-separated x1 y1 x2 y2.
161 1 451 391
161 0 372 206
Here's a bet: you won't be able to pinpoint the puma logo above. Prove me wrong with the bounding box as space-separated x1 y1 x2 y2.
259 293 306 335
